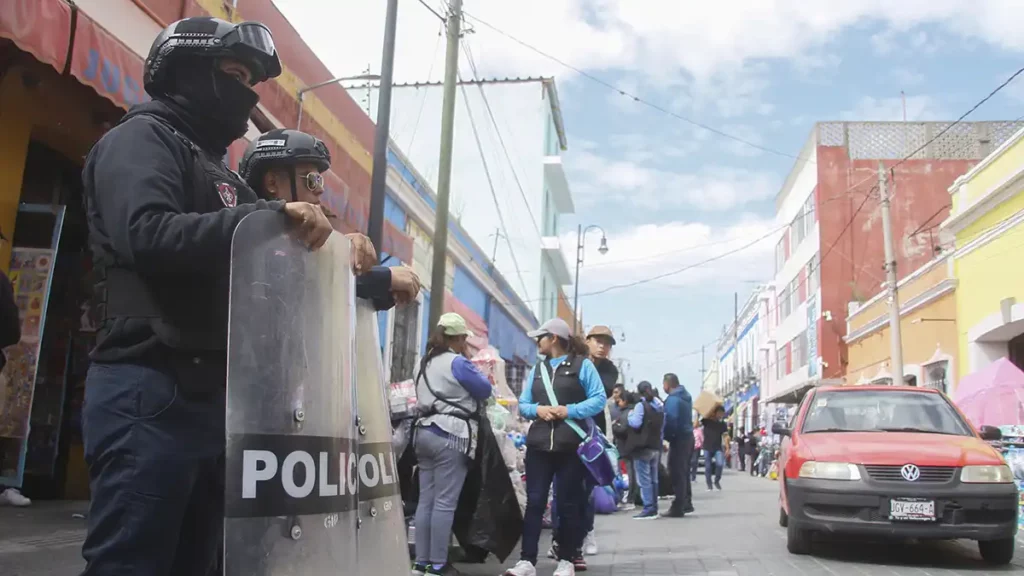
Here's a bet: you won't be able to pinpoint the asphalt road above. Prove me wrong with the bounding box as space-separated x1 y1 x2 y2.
2 470 1023 575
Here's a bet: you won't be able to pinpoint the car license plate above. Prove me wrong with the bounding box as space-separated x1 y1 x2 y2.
889 498 935 521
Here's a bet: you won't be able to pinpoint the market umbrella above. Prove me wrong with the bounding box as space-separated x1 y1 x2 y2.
953 358 1024 428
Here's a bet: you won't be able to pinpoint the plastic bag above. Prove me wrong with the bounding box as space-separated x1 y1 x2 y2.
388 379 417 417
472 347 518 410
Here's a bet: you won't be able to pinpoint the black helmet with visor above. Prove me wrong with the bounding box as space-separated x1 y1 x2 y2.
239 129 331 202
144 17 281 97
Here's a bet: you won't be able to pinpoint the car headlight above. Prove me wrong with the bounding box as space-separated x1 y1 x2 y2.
798 461 862 481
960 465 1014 483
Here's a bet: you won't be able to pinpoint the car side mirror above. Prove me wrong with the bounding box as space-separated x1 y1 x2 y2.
772 422 791 437
979 425 1002 441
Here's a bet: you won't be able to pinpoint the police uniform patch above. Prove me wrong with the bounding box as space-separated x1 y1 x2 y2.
217 182 238 207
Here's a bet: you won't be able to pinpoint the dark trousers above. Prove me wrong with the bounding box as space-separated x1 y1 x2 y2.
81 360 225 576
667 433 694 514
738 448 746 471
551 473 595 548
625 457 642 505
521 449 587 565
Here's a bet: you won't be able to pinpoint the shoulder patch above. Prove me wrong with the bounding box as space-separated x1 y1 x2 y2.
217 181 238 207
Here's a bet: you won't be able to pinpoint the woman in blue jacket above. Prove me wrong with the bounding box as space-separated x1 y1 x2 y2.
504 319 607 576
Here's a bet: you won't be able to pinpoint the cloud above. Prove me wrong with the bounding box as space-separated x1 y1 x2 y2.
567 147 779 210
889 66 926 87
563 217 780 293
840 94 947 122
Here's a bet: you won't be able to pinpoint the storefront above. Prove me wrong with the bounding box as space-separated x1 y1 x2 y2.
942 126 1024 378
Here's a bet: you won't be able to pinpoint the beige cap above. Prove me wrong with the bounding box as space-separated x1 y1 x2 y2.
438 312 474 337
586 325 616 345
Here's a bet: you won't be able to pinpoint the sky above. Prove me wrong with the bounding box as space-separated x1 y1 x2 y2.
274 0 1024 397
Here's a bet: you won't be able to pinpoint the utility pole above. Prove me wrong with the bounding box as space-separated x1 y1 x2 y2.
428 0 462 329
879 162 905 383
366 0 399 253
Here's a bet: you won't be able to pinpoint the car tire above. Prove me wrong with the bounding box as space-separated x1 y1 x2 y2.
779 506 788 528
786 521 811 555
978 538 1015 565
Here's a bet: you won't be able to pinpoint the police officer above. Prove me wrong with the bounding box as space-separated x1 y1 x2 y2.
79 17 330 575
239 129 422 309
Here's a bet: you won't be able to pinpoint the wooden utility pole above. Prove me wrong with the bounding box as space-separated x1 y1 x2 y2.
427 0 462 328
879 162 905 383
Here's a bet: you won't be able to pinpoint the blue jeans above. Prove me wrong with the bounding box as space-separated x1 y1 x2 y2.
704 449 725 488
632 451 659 514
521 449 588 564
81 359 225 576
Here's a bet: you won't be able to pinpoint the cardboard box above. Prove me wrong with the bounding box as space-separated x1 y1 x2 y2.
694 390 724 419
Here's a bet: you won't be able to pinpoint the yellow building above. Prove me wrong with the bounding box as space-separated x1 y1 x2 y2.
845 253 958 393
942 127 1024 378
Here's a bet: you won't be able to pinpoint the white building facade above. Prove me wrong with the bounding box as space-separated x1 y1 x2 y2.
716 287 771 433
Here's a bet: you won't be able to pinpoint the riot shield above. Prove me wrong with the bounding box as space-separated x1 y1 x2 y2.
224 211 358 575
354 300 412 574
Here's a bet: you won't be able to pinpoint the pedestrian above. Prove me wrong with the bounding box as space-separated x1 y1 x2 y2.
0 237 28 508
78 17 335 575
690 422 703 482
608 383 626 423
411 313 493 576
661 374 694 518
505 318 607 576
622 381 664 520
736 432 748 472
701 406 729 491
238 128 421 307
579 326 619 555
748 431 760 477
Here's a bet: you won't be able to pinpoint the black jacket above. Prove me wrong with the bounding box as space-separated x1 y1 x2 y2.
590 358 618 434
0 269 20 371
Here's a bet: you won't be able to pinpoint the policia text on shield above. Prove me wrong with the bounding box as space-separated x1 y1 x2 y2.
78 17 399 576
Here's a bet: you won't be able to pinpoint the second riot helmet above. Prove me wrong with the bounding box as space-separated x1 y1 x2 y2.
239 129 331 200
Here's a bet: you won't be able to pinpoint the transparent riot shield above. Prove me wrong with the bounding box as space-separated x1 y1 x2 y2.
354 301 412 574
224 211 358 575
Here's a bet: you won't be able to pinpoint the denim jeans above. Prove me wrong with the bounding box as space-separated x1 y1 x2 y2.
520 449 588 564
704 449 725 488
632 451 660 514
81 359 225 576
414 429 470 565
690 449 699 481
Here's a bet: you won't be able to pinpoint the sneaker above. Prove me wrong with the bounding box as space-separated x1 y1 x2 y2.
553 559 576 576
0 488 30 507
425 564 461 576
547 542 559 559
632 511 658 520
683 506 695 514
620 503 636 512
572 555 587 571
582 531 598 556
412 562 428 576
660 509 685 518
714 479 722 490
706 487 714 492
504 560 537 576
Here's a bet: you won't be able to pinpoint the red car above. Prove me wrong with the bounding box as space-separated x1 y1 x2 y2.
774 385 1018 565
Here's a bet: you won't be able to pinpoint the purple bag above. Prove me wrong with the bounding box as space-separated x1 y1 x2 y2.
593 486 618 515
539 362 618 487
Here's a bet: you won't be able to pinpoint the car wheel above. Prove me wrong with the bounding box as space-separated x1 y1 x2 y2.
779 506 788 528
978 538 1015 565
786 521 811 555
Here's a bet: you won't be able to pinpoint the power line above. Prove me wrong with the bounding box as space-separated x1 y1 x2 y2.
415 0 445 22
405 21 444 153
461 10 808 162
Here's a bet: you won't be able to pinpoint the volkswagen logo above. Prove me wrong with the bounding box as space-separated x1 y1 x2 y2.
901 464 921 482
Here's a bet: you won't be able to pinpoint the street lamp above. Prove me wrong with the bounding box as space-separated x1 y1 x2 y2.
573 224 608 334
295 73 382 131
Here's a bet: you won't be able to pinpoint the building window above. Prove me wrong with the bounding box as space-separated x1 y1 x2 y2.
506 361 528 396
807 254 820 295
779 284 791 320
924 361 949 394
775 238 785 273
803 195 816 233
777 344 789 380
791 332 807 371
389 299 420 383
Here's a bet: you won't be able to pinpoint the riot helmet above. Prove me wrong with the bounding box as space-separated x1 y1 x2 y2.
240 129 331 202
144 17 281 97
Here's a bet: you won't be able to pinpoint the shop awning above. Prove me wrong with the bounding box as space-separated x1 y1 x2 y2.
764 378 843 405
0 0 72 73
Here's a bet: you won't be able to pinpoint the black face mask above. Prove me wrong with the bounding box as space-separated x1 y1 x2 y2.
172 61 260 149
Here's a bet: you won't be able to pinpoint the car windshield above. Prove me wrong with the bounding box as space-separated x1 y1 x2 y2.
801 390 972 436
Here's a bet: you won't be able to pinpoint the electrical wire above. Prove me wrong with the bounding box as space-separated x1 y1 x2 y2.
406 21 444 153
461 9 808 162
415 0 445 22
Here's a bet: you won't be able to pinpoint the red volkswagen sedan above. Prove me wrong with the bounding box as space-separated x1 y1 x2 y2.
775 385 1018 565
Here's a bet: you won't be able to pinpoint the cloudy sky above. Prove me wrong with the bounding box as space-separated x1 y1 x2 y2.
275 0 1024 396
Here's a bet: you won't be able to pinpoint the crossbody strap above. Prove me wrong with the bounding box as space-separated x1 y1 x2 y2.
538 359 589 440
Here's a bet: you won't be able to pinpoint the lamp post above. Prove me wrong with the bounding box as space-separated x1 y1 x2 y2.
573 224 608 335
295 73 381 132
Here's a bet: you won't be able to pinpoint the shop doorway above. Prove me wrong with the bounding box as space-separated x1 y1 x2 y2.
0 141 93 500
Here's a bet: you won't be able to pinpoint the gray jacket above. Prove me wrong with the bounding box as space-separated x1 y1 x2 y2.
416 351 479 456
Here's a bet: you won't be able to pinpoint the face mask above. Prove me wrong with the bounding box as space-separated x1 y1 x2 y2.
208 68 260 141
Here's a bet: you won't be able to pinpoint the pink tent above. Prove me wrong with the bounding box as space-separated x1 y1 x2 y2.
953 358 1024 427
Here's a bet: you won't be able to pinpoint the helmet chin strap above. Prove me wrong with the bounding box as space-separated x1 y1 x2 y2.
286 168 299 203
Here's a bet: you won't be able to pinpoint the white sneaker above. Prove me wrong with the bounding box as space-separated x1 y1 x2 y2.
503 560 537 576
553 559 575 576
583 531 598 555
0 488 30 507
546 544 557 559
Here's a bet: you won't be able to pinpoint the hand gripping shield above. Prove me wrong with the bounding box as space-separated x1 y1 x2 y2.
224 211 358 575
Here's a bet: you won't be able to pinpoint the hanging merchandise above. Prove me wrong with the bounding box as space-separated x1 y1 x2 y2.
472 347 517 410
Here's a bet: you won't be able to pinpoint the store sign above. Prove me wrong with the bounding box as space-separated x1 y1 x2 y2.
0 0 72 72
807 294 818 377
70 11 148 110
